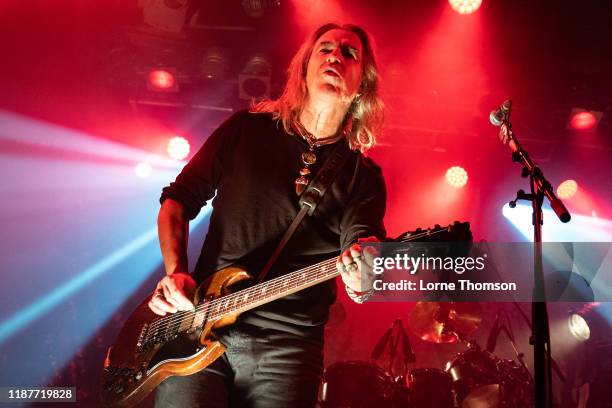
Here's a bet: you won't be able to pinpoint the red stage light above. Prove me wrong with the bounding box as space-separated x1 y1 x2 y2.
167 136 190 160
449 0 482 14
557 180 578 199
148 69 176 90
446 166 468 188
569 111 597 130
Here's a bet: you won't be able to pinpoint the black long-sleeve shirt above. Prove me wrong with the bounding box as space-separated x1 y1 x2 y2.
160 110 386 334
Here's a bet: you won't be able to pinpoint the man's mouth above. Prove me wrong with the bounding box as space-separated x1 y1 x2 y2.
322 68 341 78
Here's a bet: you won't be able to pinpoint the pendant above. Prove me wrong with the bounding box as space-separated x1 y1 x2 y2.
301 151 316 165
295 176 309 196
295 147 316 196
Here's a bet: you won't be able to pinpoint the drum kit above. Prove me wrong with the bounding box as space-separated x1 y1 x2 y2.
319 302 534 408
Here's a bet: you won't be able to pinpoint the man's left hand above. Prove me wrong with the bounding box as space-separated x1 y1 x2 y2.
337 236 380 293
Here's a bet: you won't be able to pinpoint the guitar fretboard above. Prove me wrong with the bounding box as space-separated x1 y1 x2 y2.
145 258 339 344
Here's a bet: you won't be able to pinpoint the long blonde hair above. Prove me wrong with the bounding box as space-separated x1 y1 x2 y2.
251 23 384 152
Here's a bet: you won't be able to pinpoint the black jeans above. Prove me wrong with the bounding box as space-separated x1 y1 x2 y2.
155 323 324 408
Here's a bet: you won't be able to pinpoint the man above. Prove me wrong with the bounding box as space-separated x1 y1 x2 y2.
149 23 386 408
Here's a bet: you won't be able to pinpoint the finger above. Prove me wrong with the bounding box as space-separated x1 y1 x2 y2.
341 251 354 267
337 256 356 280
363 245 380 266
166 276 196 310
153 291 178 314
163 288 187 311
148 300 167 316
337 256 349 274
168 289 194 311
349 243 362 261
162 279 185 311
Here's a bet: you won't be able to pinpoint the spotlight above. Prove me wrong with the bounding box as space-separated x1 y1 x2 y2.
201 48 230 80
147 68 178 92
134 162 152 178
568 313 590 341
445 166 468 188
167 136 190 160
557 180 578 199
239 54 271 100
449 0 482 15
567 108 602 131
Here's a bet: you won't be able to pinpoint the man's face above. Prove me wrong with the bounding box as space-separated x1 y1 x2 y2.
305 29 364 104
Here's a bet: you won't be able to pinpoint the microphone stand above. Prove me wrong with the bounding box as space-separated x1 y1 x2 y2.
490 99 571 408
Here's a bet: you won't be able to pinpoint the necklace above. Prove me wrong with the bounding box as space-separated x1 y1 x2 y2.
294 129 344 196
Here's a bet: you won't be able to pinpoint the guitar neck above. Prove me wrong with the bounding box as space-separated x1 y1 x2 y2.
149 258 340 342
206 258 339 321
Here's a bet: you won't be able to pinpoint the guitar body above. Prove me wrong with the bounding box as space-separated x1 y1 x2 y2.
100 266 252 408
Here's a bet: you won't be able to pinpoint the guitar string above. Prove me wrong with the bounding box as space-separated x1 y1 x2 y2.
145 228 452 338
145 228 454 338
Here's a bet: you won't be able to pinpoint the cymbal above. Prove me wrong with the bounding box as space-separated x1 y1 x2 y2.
410 302 482 343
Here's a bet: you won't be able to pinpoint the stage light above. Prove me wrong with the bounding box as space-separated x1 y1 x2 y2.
557 179 578 199
503 202 612 241
449 0 482 15
167 136 190 160
570 112 596 130
201 48 230 80
568 313 590 341
134 162 152 178
148 69 177 91
239 54 271 100
567 108 602 130
445 166 468 188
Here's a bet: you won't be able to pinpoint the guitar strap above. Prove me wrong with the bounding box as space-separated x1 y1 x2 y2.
257 141 353 283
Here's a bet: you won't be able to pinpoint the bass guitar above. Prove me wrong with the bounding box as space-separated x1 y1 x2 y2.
100 221 471 407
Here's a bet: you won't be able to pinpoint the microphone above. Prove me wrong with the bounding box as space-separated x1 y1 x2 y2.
489 99 512 126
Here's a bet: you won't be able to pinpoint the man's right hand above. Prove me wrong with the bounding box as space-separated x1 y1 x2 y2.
148 273 196 316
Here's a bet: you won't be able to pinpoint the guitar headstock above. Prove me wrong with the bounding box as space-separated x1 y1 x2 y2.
392 221 472 243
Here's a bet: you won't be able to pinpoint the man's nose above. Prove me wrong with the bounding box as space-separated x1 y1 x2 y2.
326 49 343 65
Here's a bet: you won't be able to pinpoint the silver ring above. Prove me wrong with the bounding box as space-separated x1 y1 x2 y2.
344 262 358 272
